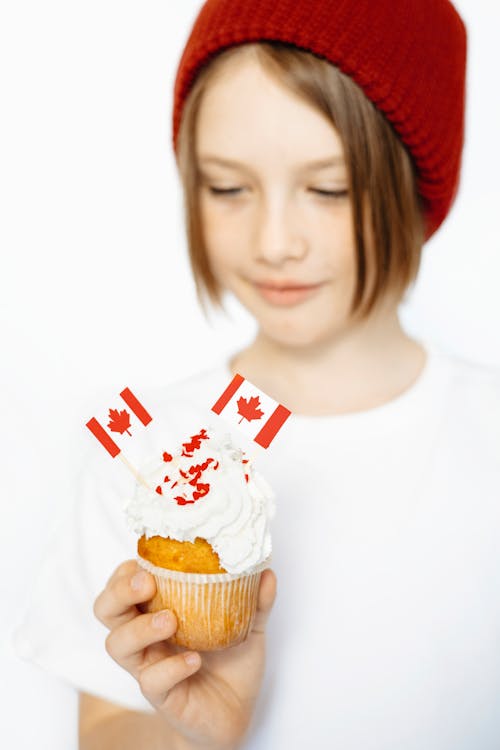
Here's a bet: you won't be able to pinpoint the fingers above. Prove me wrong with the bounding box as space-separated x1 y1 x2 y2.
137 649 202 709
95 560 202 708
105 609 178 674
103 559 137 589
94 560 156 630
251 568 277 634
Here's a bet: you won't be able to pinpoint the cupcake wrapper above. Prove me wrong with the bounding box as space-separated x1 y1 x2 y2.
136 555 271 651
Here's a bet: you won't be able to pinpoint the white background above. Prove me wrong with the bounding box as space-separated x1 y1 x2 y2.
1 1 499 747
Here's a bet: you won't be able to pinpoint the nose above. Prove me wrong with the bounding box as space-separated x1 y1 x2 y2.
254 194 307 266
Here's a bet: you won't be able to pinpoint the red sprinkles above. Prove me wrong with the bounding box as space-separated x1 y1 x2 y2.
181 428 209 457
155 428 248 506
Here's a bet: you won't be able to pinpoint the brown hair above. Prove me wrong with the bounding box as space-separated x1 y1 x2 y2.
174 41 425 320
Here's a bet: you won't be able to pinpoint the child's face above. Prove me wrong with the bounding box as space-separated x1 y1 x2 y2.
196 54 367 348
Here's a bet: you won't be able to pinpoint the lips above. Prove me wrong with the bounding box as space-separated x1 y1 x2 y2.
252 279 324 306
254 280 322 290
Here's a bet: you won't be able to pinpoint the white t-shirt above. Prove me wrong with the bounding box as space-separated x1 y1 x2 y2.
13 341 500 749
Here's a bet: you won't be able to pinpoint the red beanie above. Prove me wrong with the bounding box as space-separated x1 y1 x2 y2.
172 0 467 240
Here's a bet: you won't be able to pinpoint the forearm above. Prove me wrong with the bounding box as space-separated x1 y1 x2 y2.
79 709 184 750
79 709 240 750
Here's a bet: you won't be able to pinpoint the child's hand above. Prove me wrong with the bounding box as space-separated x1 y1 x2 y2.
93 559 277 750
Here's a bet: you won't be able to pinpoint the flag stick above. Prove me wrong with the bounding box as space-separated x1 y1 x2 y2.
119 453 152 490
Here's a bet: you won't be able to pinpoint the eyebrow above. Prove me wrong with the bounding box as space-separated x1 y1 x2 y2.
197 155 345 172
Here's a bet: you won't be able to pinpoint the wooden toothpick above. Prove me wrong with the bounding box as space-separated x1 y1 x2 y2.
119 453 153 490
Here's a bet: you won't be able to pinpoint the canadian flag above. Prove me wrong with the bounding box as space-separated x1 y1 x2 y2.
211 373 291 448
86 387 153 459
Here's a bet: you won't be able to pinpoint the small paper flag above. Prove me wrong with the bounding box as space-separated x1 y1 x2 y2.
86 387 153 458
211 373 291 448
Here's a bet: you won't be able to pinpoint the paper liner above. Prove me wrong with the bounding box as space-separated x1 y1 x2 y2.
136 555 271 651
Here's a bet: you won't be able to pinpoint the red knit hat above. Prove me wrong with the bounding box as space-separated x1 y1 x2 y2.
172 0 467 240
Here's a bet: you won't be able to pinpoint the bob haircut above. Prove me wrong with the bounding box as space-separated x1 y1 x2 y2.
174 41 426 320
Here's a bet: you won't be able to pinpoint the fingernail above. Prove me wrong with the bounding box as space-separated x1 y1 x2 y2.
151 610 170 629
184 652 200 667
131 571 147 590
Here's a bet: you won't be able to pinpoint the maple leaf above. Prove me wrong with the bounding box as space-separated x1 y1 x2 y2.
163 451 173 462
187 457 214 485
193 482 210 500
181 428 209 456
237 395 264 424
188 457 213 474
108 408 132 436
175 495 194 506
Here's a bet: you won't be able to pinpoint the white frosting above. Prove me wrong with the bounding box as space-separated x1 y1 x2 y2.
123 426 276 575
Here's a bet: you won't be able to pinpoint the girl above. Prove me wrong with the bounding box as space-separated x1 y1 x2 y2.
16 1 500 748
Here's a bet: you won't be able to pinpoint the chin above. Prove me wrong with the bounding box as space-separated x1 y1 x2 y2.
258 314 342 350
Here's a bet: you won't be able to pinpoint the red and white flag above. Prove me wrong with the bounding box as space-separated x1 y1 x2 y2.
211 373 291 448
86 387 153 459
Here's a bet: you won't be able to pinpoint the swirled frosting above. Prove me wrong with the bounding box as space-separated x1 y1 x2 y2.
123 426 276 575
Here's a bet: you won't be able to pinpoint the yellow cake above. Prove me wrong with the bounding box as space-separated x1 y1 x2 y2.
138 534 226 573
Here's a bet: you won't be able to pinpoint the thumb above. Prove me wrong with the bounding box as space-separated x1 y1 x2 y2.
251 568 277 634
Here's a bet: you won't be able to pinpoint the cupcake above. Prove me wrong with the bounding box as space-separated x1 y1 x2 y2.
123 426 275 651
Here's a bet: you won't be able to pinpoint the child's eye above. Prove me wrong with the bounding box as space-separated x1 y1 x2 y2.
208 186 243 196
310 188 349 199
